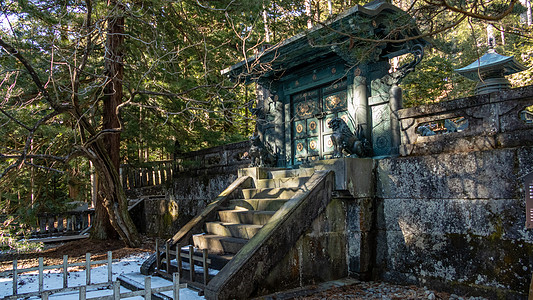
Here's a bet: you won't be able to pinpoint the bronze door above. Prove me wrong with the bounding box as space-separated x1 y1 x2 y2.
292 80 351 164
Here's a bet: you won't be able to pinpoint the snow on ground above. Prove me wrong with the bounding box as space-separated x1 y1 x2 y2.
0 252 205 299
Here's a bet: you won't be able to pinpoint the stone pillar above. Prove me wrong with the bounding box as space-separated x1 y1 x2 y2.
352 76 370 140
389 85 402 156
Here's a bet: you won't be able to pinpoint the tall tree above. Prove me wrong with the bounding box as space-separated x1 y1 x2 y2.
0 0 266 246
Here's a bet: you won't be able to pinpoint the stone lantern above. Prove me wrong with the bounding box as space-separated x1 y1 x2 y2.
455 47 527 95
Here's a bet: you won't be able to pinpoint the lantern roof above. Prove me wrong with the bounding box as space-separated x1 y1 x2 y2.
455 49 528 81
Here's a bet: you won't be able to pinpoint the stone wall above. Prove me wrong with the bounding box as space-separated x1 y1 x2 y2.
398 85 533 156
128 141 251 237
375 148 533 298
368 85 533 298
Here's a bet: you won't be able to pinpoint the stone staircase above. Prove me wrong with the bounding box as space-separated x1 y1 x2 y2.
141 166 335 299
190 168 315 262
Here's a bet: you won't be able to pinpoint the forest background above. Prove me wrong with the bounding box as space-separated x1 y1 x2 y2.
1 0 532 248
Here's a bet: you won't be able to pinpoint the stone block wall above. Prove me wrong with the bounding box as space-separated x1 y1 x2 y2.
128 141 251 238
374 148 533 297
398 85 533 156
368 85 533 298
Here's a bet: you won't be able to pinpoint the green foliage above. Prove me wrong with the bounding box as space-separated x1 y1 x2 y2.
402 0 533 107
0 216 43 252
1 0 532 232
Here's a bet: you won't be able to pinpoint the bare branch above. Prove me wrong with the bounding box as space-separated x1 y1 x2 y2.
0 38 57 109
423 0 519 22
0 107 31 131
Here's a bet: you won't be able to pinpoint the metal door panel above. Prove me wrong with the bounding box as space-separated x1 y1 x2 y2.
323 90 347 112
323 113 335 134
291 79 347 164
308 136 319 156
294 139 307 158
307 118 319 136
294 120 307 139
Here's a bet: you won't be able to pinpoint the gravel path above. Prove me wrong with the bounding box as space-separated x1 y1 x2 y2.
261 279 489 300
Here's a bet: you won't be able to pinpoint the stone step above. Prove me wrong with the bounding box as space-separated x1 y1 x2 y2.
175 247 234 271
205 222 263 239
228 198 290 211
192 234 248 255
218 209 276 225
255 176 311 189
241 187 300 199
269 167 315 179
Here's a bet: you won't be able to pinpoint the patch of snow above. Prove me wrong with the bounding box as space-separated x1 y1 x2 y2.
170 259 219 276
0 252 204 299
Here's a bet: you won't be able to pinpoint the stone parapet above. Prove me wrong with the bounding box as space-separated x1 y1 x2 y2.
398 85 533 156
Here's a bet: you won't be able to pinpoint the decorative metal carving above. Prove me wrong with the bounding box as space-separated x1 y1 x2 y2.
248 104 264 119
296 123 304 133
416 125 436 136
328 117 370 158
390 44 425 85
247 135 277 167
324 93 345 111
416 117 469 136
309 140 318 150
295 100 319 118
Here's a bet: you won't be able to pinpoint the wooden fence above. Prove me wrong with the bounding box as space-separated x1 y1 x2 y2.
119 140 251 190
34 209 94 237
0 251 187 300
71 273 186 300
120 161 175 190
155 240 211 288
1 251 114 299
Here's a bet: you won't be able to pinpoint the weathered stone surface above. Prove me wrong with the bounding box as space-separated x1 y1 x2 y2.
377 149 519 200
260 198 348 294
376 229 533 297
372 145 533 298
204 171 335 300
381 198 533 242
398 85 533 156
143 198 179 237
128 141 251 237
312 157 374 196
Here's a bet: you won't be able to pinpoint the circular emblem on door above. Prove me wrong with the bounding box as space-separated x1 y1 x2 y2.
309 121 317 131
297 143 304 152
296 124 304 133
377 136 388 148
309 140 317 150
325 95 341 110
327 139 333 147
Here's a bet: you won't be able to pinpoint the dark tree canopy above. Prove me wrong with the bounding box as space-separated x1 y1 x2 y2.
1 0 531 247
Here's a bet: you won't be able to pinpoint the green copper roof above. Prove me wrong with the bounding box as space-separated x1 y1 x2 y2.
222 0 429 82
455 49 528 81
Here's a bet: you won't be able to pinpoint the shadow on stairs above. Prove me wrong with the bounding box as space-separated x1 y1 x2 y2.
140 166 336 300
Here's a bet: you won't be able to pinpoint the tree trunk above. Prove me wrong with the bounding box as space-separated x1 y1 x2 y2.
89 0 141 247
305 0 312 29
88 140 141 247
103 4 123 171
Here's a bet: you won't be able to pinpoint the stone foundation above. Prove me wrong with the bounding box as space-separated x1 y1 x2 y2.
372 147 533 298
